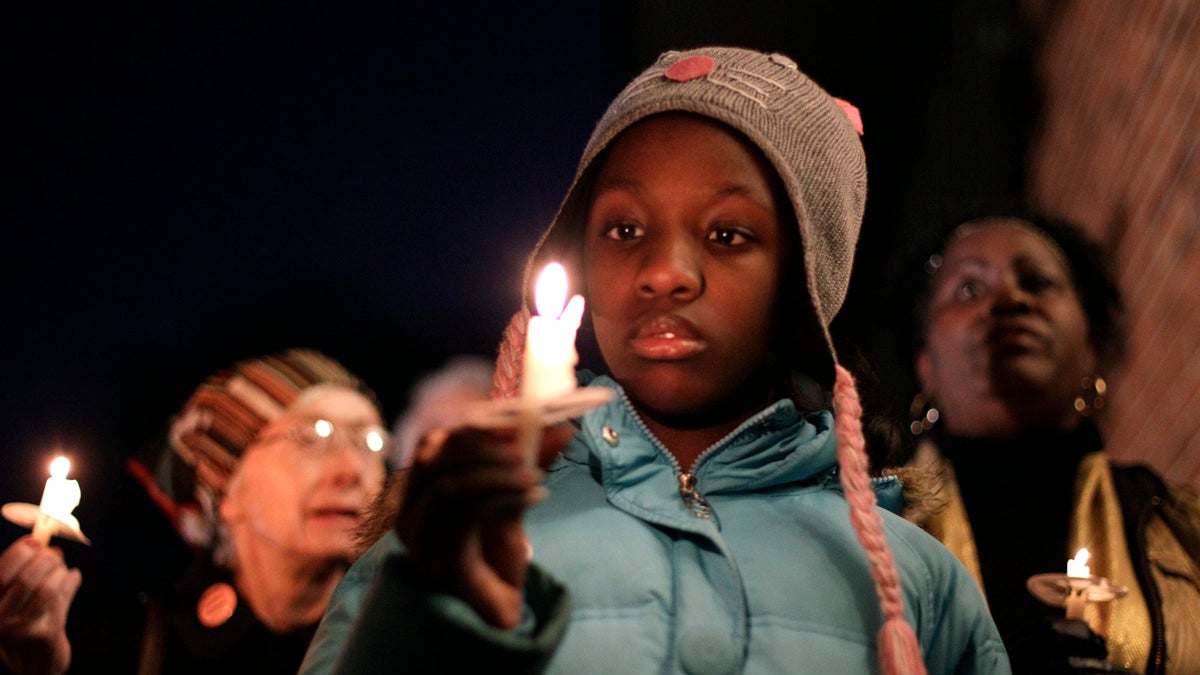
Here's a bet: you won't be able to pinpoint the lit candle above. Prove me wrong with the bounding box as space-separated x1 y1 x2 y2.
1067 547 1090 578
1064 547 1090 620
513 262 584 465
521 262 585 402
32 456 81 545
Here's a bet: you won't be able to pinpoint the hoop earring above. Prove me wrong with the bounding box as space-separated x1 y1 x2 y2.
909 392 940 435
1073 375 1107 417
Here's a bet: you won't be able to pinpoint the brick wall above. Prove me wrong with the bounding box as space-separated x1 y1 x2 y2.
1024 0 1200 489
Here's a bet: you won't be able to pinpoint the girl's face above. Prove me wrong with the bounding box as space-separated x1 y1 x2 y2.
917 220 1096 435
583 114 790 428
220 384 387 563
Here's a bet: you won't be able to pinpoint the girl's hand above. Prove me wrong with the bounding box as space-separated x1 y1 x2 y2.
395 423 572 628
0 536 82 675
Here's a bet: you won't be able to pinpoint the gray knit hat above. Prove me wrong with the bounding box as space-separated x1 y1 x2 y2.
524 46 866 388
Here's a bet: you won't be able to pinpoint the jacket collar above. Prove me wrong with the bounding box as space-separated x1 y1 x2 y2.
561 375 903 520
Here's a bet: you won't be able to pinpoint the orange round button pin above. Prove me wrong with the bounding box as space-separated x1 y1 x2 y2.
197 582 237 628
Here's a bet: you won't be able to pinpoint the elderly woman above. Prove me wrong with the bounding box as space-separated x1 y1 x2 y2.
905 214 1200 674
0 348 388 674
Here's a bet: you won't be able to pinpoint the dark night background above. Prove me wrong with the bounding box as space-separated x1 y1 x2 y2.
2 2 1035 552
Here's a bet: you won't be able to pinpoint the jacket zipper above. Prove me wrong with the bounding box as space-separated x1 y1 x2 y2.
617 388 779 519
678 472 713 518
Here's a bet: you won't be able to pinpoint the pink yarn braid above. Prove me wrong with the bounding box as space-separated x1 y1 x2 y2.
833 365 927 675
492 307 530 401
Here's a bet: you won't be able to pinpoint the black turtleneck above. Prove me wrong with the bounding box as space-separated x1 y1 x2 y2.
932 422 1104 645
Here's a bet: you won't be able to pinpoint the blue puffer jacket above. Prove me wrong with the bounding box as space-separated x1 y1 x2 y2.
301 375 1010 674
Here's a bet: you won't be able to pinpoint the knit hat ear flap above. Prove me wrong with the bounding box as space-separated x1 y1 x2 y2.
493 307 531 401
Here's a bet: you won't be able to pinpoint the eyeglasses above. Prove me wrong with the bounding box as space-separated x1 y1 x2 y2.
258 418 389 457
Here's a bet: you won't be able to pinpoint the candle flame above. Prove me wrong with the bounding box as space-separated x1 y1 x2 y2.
1067 546 1091 579
561 294 585 330
535 263 568 319
49 456 71 479
1073 548 1089 566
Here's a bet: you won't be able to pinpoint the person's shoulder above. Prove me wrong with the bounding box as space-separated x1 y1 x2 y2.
877 508 998 630
1107 457 1200 517
879 503 945 547
878 504 974 582
1108 460 1167 497
352 530 403 577
1107 459 1195 523
1153 476 1200 552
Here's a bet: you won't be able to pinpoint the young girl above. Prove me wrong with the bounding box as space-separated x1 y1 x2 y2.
300 46 1009 674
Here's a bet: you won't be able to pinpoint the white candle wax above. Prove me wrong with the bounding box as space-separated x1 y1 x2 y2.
521 263 584 403
513 263 584 467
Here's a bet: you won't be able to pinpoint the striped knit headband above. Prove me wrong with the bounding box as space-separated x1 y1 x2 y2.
169 348 372 502
492 47 926 675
